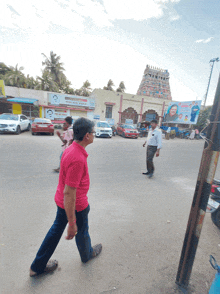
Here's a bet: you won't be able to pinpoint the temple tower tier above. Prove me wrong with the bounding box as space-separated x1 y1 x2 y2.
137 65 172 100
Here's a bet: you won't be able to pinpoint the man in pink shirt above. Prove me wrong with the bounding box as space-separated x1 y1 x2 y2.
30 118 102 276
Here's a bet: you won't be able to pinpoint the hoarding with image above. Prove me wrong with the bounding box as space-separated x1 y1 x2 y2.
45 109 70 120
163 100 202 124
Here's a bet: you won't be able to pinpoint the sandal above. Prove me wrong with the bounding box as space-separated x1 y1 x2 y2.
91 244 102 259
30 259 58 277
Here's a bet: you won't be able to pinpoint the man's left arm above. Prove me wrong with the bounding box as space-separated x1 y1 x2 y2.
156 131 162 157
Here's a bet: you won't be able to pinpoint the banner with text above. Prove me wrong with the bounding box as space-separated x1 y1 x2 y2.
48 93 95 109
164 100 202 124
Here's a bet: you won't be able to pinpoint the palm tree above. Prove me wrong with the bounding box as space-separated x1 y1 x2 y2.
42 51 65 88
80 80 92 97
4 64 26 87
35 69 59 92
103 79 114 91
116 81 126 93
25 75 37 89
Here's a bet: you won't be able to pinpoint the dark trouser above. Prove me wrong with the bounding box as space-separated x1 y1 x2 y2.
147 146 157 174
31 205 93 274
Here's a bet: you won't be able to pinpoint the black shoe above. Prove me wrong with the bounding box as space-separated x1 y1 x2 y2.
148 173 153 178
142 172 150 175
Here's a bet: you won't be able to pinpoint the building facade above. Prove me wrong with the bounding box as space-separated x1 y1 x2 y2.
0 86 95 123
0 85 171 126
90 89 170 126
137 65 172 100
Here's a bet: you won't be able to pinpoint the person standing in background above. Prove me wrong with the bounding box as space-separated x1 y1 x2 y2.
142 119 162 178
54 116 73 173
166 126 171 140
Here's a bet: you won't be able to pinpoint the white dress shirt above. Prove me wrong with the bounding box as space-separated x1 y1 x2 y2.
146 128 162 149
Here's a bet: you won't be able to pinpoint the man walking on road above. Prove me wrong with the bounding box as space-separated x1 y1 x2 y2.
142 119 162 178
30 118 102 277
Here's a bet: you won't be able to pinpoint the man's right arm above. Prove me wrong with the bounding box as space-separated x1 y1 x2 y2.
64 185 78 240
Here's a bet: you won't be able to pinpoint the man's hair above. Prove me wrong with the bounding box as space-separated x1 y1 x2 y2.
73 117 95 141
65 116 73 125
151 119 158 124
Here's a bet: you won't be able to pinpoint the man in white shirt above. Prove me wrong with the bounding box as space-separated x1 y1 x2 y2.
142 119 162 178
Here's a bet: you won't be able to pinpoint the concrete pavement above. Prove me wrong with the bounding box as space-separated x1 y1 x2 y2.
1 132 220 294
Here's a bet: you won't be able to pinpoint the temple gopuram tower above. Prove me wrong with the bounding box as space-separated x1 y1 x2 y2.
137 65 172 100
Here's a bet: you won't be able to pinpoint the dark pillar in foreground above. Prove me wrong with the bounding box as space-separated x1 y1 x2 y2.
176 75 220 289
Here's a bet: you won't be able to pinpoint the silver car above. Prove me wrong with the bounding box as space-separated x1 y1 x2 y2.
0 113 31 135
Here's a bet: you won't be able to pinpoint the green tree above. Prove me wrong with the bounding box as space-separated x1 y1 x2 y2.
35 69 59 92
116 81 126 93
195 106 212 131
42 51 65 89
4 64 26 87
103 79 114 91
25 75 37 89
80 80 92 97
0 62 12 77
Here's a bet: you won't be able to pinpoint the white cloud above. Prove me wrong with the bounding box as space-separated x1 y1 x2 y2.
170 14 181 21
196 37 214 44
1 0 181 33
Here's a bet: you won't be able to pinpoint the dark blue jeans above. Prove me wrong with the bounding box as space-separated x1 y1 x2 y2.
31 205 93 274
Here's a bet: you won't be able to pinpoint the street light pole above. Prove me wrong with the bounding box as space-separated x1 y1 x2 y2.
176 74 220 289
203 57 219 107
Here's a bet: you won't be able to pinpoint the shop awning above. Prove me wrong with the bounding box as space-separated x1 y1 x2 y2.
7 97 39 105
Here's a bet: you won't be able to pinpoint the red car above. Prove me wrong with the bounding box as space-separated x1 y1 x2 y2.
31 118 54 135
117 123 139 139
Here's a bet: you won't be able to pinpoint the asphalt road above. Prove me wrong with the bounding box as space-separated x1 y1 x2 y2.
1 131 220 294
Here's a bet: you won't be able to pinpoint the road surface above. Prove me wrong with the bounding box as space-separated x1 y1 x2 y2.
1 132 220 294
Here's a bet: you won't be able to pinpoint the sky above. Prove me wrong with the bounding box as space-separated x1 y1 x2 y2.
0 0 220 105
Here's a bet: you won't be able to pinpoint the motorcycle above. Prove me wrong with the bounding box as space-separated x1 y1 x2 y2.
111 125 117 136
206 179 220 228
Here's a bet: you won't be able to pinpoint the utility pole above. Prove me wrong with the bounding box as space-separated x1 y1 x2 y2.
176 74 220 289
203 57 219 107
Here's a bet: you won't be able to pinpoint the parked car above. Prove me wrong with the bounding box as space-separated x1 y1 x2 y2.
95 121 112 138
0 113 31 135
117 124 139 139
31 118 54 135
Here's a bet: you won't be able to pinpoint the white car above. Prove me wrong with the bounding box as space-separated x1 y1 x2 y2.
0 113 31 135
95 121 112 138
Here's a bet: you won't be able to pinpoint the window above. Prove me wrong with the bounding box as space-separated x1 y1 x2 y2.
105 105 113 118
21 115 27 120
146 113 156 121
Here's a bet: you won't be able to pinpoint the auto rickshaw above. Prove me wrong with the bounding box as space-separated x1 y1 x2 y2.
137 121 150 137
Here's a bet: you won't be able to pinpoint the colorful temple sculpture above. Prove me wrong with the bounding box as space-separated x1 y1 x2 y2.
137 65 172 100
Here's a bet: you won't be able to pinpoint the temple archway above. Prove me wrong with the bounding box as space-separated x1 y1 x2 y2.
142 109 159 122
121 107 138 124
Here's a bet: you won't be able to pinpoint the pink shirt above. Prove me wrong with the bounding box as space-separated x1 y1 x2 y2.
62 127 74 152
55 142 89 212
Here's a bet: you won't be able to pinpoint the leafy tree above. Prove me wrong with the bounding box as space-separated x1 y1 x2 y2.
35 69 59 92
116 81 126 93
80 80 92 97
0 62 12 77
195 106 212 131
103 79 114 91
25 75 37 89
4 64 26 87
42 51 65 89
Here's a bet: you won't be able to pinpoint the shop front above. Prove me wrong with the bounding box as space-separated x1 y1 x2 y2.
0 97 39 118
